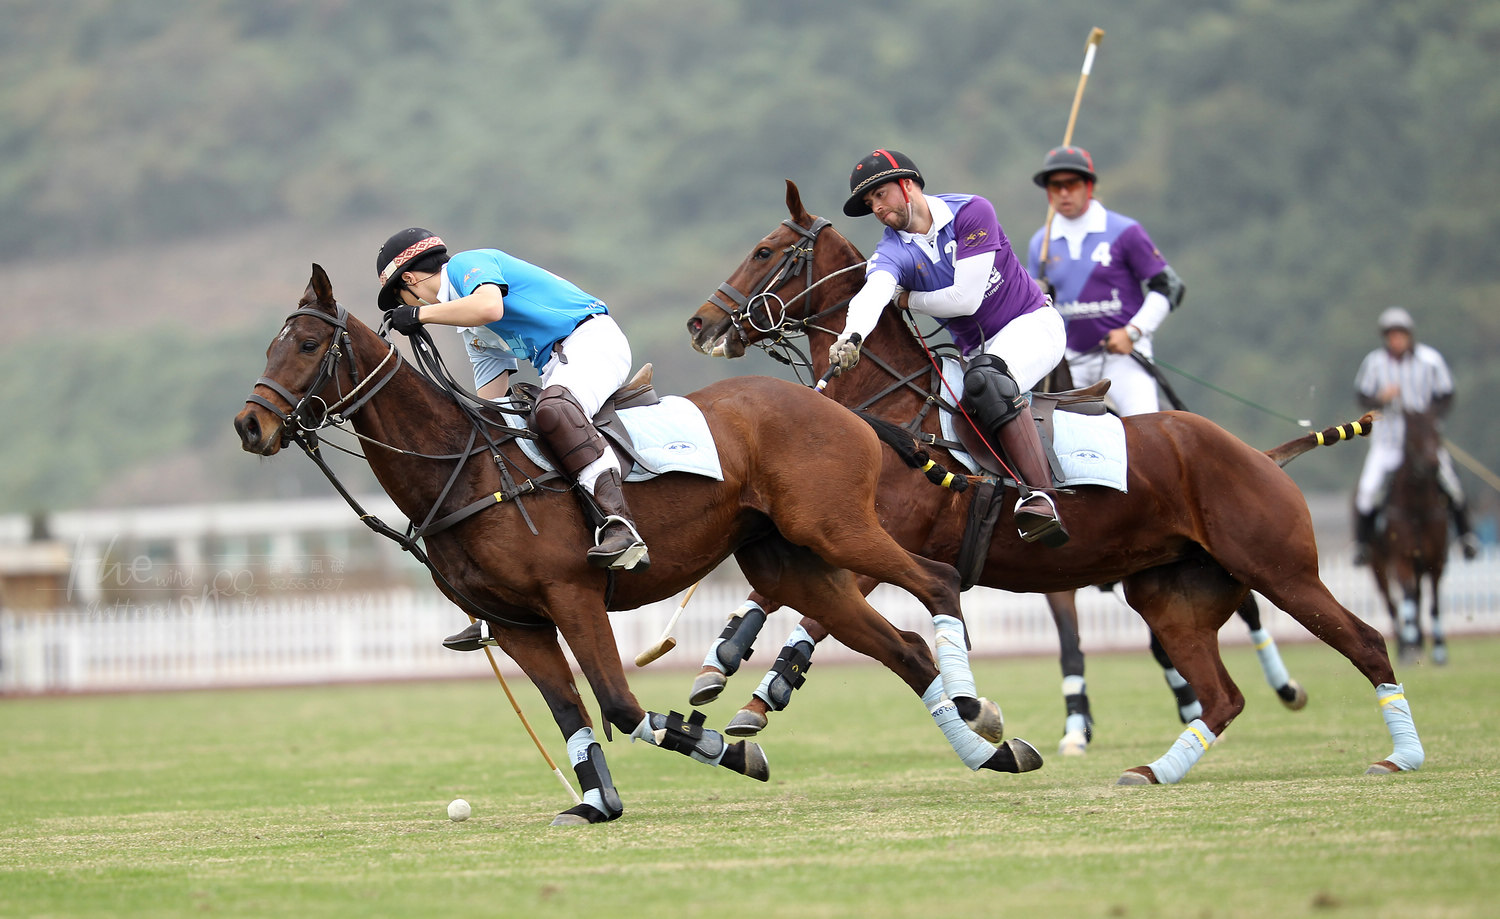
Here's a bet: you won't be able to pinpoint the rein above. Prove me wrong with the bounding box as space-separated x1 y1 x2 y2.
244 302 555 631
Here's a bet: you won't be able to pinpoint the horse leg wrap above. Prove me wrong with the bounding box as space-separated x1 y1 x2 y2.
922 677 996 771
704 601 767 676
753 632 814 712
1248 628 1291 691
1063 675 1092 742
631 710 726 766
1376 683 1425 771
1398 598 1420 647
1162 667 1202 723
565 727 622 820
932 614 978 705
1146 718 1217 784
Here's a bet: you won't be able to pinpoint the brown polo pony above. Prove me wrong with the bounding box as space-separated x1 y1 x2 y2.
234 266 1041 826
685 182 1424 784
1369 408 1452 664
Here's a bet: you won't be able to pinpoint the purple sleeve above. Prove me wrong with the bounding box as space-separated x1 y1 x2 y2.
1117 223 1168 282
952 196 1004 260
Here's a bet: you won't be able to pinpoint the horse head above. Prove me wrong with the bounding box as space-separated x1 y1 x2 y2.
687 180 866 359
1400 407 1444 479
234 264 387 455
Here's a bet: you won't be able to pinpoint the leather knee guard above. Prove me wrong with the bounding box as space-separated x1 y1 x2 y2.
532 385 607 477
961 354 1027 439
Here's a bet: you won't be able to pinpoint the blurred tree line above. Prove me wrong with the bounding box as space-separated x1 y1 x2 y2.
2 0 1497 514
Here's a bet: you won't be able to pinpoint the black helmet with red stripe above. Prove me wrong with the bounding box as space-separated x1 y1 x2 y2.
844 149 925 217
1033 146 1098 187
376 227 447 311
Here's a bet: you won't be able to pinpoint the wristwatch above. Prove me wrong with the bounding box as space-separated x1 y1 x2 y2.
1125 324 1142 343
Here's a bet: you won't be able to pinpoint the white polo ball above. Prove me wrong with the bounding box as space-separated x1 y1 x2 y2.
447 798 471 822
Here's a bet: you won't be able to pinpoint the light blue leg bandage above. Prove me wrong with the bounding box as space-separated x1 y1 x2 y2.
1147 718 1217 784
922 676 993 771
933 614 977 702
1249 628 1291 690
1398 600 1419 646
1377 683 1424 771
1062 675 1089 737
565 727 608 814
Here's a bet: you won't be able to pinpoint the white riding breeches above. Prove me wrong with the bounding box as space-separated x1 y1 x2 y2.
980 305 1066 393
1066 347 1161 418
538 314 632 491
1355 441 1466 514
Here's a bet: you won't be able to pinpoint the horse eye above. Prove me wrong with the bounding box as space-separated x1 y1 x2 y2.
754 247 773 260
299 339 320 353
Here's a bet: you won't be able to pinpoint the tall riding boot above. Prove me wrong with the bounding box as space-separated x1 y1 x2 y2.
1352 509 1377 566
1449 498 1480 561
587 468 650 571
996 415 1069 547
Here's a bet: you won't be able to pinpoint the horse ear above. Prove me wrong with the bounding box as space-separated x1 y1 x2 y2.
785 179 813 227
308 263 335 306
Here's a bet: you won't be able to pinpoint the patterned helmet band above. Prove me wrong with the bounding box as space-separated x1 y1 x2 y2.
851 167 916 199
378 235 445 285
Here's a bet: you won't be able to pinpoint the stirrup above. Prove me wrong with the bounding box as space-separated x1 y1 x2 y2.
588 515 651 570
442 619 498 652
1014 492 1069 548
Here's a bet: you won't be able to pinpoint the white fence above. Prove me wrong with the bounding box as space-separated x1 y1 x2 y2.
3 554 1497 694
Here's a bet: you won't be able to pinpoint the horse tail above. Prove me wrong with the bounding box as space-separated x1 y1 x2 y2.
855 412 970 493
1263 413 1375 468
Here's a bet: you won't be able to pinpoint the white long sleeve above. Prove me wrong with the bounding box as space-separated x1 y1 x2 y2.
906 252 996 318
841 270 899 342
1131 290 1171 336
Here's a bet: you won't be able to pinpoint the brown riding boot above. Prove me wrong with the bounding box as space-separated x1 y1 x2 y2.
587 468 651 571
996 415 1070 548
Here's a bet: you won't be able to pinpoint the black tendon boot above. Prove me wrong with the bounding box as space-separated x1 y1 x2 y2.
587 468 650 570
996 416 1069 547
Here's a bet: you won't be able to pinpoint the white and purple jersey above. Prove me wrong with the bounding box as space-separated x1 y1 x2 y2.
1027 202 1168 354
868 194 1048 356
439 248 607 366
1355 342 1454 449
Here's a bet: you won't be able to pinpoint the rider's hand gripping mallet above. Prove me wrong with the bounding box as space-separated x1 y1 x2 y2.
634 581 701 667
817 333 862 392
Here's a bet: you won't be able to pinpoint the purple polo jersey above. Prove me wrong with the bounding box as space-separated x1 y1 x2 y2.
1026 207 1168 353
868 194 1048 356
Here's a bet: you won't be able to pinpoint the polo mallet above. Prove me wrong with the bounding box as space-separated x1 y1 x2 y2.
817 333 863 392
1037 27 1106 283
634 581 701 667
469 615 582 805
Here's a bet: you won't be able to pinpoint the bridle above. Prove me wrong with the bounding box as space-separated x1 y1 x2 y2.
245 303 400 444
241 301 554 629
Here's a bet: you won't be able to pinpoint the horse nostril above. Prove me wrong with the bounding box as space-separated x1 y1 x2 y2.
688 317 701 334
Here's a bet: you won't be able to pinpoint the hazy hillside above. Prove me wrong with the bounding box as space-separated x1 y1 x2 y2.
3 0 1497 515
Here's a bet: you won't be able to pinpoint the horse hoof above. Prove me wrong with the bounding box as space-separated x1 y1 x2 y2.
1278 679 1309 711
725 709 768 737
689 671 727 706
1116 766 1158 786
549 802 618 826
1365 760 1401 775
966 697 1004 743
741 741 771 782
1005 738 1044 773
1058 729 1089 757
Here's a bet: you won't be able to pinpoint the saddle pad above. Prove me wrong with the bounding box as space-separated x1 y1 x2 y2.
939 357 1128 491
504 395 723 483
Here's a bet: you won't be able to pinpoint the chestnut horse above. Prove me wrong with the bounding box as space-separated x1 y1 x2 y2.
1369 408 1451 665
234 266 1042 825
685 182 1424 784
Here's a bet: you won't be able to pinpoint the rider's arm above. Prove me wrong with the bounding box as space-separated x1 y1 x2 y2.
414 282 506 327
906 251 996 318
841 269 899 342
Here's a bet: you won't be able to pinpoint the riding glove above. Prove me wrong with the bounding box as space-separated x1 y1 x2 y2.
387 304 423 336
829 335 861 372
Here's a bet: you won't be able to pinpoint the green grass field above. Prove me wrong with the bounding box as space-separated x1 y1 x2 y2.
3 635 1497 918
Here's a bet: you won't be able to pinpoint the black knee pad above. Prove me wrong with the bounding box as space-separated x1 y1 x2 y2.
962 354 1026 434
